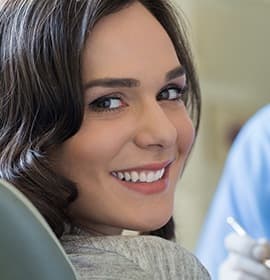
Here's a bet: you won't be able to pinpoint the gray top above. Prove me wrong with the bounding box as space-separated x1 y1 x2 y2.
61 234 210 280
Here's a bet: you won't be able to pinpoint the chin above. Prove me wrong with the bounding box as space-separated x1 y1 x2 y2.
148 218 171 232
127 213 172 233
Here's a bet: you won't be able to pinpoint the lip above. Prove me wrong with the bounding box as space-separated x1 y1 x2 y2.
111 159 174 195
112 160 173 173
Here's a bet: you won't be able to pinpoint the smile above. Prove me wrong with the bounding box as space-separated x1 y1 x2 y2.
111 168 165 183
110 160 173 195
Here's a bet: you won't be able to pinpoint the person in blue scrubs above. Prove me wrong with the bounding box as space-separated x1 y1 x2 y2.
196 104 270 280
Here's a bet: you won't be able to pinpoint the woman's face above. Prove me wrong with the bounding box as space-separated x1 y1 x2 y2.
54 2 195 235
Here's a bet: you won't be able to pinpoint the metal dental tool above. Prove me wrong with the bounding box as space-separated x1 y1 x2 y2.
227 216 247 236
227 216 270 269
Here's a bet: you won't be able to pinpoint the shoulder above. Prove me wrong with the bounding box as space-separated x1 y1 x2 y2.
225 104 270 169
235 104 270 144
61 234 210 280
252 104 270 125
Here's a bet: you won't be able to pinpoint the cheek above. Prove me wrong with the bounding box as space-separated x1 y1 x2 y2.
175 112 195 155
59 118 134 171
81 120 133 163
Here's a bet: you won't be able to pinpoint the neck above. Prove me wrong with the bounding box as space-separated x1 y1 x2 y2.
70 223 123 236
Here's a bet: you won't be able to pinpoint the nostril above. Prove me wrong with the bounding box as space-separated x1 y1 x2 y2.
133 117 177 150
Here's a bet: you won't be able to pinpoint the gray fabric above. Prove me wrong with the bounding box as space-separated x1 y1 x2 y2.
61 234 210 279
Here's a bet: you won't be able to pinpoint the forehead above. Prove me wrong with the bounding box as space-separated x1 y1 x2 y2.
82 2 180 81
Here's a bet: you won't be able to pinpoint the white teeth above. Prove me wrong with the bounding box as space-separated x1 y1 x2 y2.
160 168 165 178
147 171 155 183
117 172 124 180
124 172 131 181
131 171 139 182
154 170 161 181
139 172 147 182
112 168 165 183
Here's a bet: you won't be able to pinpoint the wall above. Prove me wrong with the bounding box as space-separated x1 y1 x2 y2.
173 0 270 250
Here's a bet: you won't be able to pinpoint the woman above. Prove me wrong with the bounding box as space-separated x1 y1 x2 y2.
0 0 209 278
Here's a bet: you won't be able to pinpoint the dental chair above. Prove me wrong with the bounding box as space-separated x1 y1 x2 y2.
0 179 78 280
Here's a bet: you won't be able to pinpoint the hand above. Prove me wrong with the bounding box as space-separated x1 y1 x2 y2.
219 233 270 280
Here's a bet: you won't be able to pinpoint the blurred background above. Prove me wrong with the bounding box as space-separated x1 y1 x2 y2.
173 0 270 250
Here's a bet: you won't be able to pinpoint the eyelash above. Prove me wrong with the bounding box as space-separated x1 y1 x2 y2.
157 84 188 102
88 93 126 113
88 84 188 113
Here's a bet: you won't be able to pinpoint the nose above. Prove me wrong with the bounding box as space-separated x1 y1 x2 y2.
134 101 178 150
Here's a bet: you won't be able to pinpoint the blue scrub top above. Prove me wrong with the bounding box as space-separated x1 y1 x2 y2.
196 104 270 280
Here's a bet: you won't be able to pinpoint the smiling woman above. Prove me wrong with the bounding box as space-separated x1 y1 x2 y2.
0 0 208 279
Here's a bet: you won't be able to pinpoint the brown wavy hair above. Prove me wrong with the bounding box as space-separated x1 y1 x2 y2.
0 0 200 239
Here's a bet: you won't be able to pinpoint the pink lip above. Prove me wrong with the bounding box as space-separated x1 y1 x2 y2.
113 160 173 173
111 160 174 195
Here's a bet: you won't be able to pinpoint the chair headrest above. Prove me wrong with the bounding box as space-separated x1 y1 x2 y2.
0 179 78 280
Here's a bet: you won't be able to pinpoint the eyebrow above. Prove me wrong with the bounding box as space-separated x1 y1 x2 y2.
165 66 186 81
84 78 140 89
83 66 186 90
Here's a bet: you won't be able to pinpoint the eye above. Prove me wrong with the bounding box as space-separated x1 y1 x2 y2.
88 95 126 112
157 85 187 102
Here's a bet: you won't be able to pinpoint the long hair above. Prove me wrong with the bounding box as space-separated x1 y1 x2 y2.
0 0 200 239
